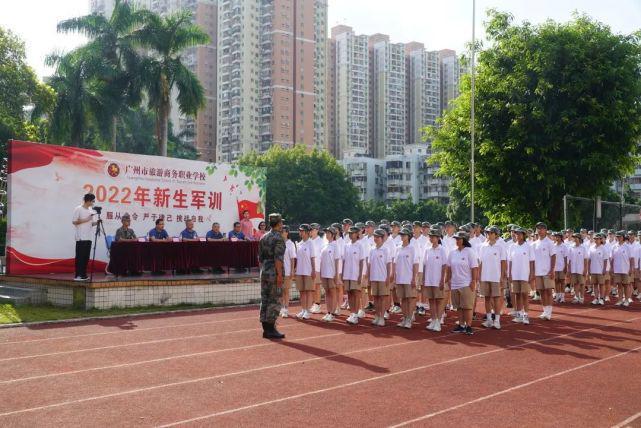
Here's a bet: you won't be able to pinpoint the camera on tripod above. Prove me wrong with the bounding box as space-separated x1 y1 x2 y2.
93 206 102 215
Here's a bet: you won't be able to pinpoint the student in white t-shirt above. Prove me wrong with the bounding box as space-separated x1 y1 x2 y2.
309 224 324 314
588 233 608 306
368 229 392 327
422 228 447 332
339 219 354 310
395 228 418 329
279 226 297 318
343 226 365 325
568 233 589 304
508 228 535 325
479 226 507 330
71 193 98 281
446 231 479 335
611 231 634 307
319 227 341 322
532 222 557 320
552 231 568 303
295 224 316 320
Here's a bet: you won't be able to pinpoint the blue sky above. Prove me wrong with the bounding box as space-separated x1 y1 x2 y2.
1 0 640 79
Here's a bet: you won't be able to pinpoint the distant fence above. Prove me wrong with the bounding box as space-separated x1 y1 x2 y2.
563 195 641 231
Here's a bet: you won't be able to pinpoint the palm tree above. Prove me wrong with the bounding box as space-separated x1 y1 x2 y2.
46 51 108 147
56 0 145 151
133 10 210 156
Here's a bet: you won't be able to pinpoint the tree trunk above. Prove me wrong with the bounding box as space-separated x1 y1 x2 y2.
111 116 118 152
160 102 168 157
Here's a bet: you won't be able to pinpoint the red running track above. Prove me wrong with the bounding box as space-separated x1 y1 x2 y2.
0 299 640 427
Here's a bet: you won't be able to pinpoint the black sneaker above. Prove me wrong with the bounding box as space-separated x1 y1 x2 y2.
365 302 375 312
452 325 465 333
417 307 426 316
465 326 474 335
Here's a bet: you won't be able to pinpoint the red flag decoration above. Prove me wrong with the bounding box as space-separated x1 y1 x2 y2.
237 199 264 220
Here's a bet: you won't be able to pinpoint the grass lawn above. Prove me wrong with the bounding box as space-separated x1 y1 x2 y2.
0 302 227 325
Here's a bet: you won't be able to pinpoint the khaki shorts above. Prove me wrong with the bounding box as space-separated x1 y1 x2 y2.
321 277 337 290
590 274 605 285
480 281 501 297
604 272 610 282
452 286 475 310
344 279 361 291
314 272 322 285
570 273 585 286
396 283 417 300
422 286 444 299
511 280 530 294
370 280 390 297
612 273 629 285
296 275 315 292
555 271 565 281
535 276 555 290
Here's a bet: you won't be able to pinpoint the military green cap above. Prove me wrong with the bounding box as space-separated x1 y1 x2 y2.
299 223 311 232
373 228 385 238
365 220 376 227
348 226 360 234
399 228 412 236
428 227 442 238
354 222 365 229
390 221 401 227
268 213 284 224
310 223 321 230
421 222 431 228
342 218 353 225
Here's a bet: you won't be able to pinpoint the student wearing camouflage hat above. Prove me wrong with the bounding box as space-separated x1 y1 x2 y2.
295 224 316 320
508 228 535 325
611 231 633 307
368 229 392 326
422 227 447 332
568 233 589 304
552 231 568 304
309 223 324 314
588 233 608 306
319 227 341 322
395 228 419 329
279 225 297 318
343 226 365 324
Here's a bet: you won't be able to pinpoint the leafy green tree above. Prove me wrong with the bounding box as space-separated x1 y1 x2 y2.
133 9 210 156
56 0 145 151
429 10 641 228
0 27 55 157
238 146 361 225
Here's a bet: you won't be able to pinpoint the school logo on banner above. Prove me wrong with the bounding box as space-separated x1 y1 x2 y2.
107 163 121 178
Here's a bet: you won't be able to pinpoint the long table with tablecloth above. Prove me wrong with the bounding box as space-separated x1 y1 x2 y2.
107 241 259 275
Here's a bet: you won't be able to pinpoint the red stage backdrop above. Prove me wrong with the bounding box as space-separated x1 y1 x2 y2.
6 140 266 274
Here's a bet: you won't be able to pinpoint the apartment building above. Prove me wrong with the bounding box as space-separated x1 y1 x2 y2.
406 42 440 145
439 48 461 112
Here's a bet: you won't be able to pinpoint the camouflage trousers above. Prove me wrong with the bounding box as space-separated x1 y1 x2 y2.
259 276 283 323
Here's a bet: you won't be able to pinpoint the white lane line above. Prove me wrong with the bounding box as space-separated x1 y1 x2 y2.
0 306 599 384
612 411 641 428
0 307 610 417
0 315 258 345
155 314 641 427
390 345 641 427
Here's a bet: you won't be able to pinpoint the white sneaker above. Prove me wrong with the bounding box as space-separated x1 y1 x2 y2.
512 314 523 323
310 303 321 314
302 310 311 320
404 318 412 329
383 311 389 320
433 320 441 332
376 317 385 327
605 296 611 302
493 317 501 330
623 300 630 307
637 294 641 301
591 298 600 305
522 314 530 325
445 303 454 311
572 296 580 304
280 308 289 318
565 286 571 293
482 318 493 328
391 305 402 314
340 300 349 309
539 311 548 319
579 297 584 304
426 320 435 330
598 298 605 305
371 316 380 325
615 299 624 306
333 307 341 315
323 313 334 322
397 317 406 328
296 309 306 319
346 313 358 324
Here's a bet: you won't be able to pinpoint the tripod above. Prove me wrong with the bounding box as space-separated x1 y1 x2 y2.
89 213 109 282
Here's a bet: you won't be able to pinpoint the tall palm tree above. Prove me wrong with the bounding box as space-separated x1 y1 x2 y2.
56 0 145 151
133 10 210 156
46 51 109 147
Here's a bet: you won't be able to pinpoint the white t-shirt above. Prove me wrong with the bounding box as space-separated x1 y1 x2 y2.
568 245 589 275
384 236 398 262
394 245 416 285
479 241 507 283
554 243 567 272
311 236 324 272
442 234 457 256
533 237 557 276
72 205 95 241
369 246 391 282
411 236 426 273
359 236 373 275
448 247 479 289
509 242 535 281
342 240 364 281
611 243 632 274
320 241 340 279
284 240 297 277
423 245 447 287
588 245 608 275
295 239 315 276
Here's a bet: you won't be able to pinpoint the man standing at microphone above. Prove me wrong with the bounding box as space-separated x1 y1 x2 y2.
71 193 97 281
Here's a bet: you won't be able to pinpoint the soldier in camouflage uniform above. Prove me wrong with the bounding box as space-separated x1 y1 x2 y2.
258 213 286 339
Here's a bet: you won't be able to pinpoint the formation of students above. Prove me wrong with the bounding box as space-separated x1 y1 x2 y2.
276 220 641 336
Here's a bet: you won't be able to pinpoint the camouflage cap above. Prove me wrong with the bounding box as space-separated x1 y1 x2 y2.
354 222 366 229
331 222 342 229
428 227 442 238
310 223 321 230
348 226 361 234
485 225 501 235
268 213 284 224
342 218 353 225
299 223 311 232
412 221 422 227
365 220 376 227
379 219 390 225
615 230 625 237
552 231 563 237
444 220 455 227
373 228 386 238
454 231 470 240
421 222 431 228
399 228 412 236
535 222 547 229
390 221 401 227
323 226 337 235
380 224 391 233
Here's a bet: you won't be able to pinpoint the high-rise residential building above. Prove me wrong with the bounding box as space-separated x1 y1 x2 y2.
370 34 406 158
217 0 328 163
91 0 218 161
340 156 386 201
439 49 461 112
331 25 369 159
406 42 440 145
